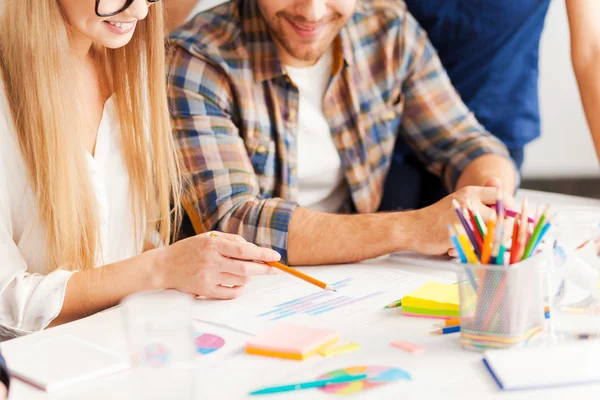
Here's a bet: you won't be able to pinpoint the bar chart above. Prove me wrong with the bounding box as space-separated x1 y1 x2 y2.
255 278 385 321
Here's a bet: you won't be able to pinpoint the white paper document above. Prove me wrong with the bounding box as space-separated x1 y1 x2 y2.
193 263 454 334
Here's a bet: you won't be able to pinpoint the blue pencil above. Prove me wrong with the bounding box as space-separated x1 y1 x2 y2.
432 326 461 335
249 374 368 396
448 225 477 290
532 222 551 254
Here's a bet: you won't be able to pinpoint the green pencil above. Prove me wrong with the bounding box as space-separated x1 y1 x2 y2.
523 205 550 259
384 299 402 309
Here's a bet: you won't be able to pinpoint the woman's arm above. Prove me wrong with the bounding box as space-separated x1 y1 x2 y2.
566 0 600 161
52 232 281 326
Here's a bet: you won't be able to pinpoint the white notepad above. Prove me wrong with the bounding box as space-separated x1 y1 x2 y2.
8 335 129 391
483 341 600 390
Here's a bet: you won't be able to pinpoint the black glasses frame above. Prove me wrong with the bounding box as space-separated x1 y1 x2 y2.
95 0 160 18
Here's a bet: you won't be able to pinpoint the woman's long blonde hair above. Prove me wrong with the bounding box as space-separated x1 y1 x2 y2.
0 0 181 271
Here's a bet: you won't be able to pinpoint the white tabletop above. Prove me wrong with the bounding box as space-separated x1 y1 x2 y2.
4 190 600 400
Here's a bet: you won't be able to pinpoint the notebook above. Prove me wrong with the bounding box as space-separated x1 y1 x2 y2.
7 335 129 391
245 323 339 360
483 341 600 390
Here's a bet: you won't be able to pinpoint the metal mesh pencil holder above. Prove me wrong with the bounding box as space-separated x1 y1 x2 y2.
456 256 545 351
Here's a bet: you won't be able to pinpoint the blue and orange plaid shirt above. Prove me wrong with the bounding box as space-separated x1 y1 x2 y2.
167 0 511 262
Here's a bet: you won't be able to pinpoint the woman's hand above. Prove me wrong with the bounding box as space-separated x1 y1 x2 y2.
156 232 281 299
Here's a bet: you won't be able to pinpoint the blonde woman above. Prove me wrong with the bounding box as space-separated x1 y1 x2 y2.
0 0 280 339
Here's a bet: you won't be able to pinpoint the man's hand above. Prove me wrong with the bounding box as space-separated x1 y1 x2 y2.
409 180 514 256
446 178 514 257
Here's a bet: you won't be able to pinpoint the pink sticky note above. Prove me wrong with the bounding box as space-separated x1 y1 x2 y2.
391 340 425 354
246 323 339 359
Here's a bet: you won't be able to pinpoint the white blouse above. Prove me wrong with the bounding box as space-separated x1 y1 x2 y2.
0 83 141 339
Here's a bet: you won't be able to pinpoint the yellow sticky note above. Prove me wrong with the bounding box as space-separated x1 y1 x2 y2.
318 342 361 358
402 282 459 312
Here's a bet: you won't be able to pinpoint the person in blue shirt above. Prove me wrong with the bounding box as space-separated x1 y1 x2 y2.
379 0 600 211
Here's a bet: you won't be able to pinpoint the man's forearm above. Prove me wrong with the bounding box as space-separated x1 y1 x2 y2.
286 208 417 266
455 154 517 193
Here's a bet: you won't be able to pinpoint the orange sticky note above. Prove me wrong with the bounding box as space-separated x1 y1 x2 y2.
246 323 339 360
391 340 425 354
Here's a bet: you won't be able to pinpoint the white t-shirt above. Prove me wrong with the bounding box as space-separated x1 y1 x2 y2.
286 49 349 213
0 83 141 338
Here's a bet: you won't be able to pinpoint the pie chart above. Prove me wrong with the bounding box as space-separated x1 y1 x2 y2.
317 365 411 396
195 332 225 355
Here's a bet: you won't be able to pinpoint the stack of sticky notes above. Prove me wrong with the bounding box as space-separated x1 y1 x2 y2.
401 282 459 319
246 323 339 360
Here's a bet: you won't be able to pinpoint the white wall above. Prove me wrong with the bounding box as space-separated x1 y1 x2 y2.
524 0 599 178
190 0 599 178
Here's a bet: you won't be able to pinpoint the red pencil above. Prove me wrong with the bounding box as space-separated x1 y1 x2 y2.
467 207 484 250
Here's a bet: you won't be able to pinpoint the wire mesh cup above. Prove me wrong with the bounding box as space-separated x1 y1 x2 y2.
456 255 545 351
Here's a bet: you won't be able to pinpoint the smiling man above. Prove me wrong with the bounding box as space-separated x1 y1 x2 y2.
167 0 517 265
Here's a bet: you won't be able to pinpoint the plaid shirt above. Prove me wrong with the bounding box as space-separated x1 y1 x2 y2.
167 0 511 262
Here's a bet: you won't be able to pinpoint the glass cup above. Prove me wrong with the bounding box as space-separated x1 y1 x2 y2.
547 208 600 340
121 290 197 399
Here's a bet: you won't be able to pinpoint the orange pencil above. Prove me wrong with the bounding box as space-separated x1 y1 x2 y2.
444 318 461 327
481 212 496 265
209 234 336 292
265 262 337 292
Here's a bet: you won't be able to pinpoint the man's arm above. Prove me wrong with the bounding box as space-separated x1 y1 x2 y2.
398 12 517 193
566 0 600 161
455 154 517 193
168 43 505 266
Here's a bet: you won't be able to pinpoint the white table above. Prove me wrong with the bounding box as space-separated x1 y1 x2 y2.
4 190 600 400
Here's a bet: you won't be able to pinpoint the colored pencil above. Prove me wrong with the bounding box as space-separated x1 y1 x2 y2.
437 318 461 327
468 200 487 237
466 205 484 249
512 197 529 264
455 224 479 264
431 326 461 335
509 219 520 264
532 220 552 254
448 225 468 263
249 374 369 396
496 245 506 266
209 234 336 292
266 261 338 292
523 205 550 259
492 207 535 224
452 200 480 257
384 299 402 309
452 226 478 289
480 213 496 265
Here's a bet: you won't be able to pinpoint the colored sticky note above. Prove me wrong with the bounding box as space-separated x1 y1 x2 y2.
246 323 339 360
391 340 425 354
319 342 361 358
402 282 460 312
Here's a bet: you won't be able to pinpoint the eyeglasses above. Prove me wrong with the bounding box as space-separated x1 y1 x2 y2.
95 0 161 18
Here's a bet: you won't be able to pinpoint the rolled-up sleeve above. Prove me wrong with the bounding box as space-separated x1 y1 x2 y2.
167 47 297 261
0 159 75 339
399 12 514 190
